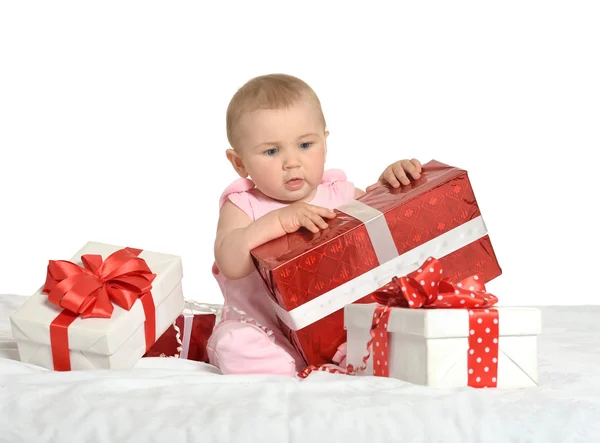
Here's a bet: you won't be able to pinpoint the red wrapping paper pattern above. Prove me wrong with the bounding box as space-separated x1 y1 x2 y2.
252 160 502 366
144 312 216 362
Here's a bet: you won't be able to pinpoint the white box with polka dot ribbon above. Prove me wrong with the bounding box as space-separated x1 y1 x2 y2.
344 304 541 388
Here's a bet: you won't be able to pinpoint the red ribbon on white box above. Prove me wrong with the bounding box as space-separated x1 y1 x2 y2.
42 247 157 371
299 257 501 388
369 257 499 388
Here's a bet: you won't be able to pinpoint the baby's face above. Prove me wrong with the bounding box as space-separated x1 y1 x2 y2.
235 98 327 203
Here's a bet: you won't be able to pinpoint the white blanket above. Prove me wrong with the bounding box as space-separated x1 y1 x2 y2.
1 295 599 443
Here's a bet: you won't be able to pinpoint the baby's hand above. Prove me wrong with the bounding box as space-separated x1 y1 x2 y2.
366 158 422 192
277 202 337 234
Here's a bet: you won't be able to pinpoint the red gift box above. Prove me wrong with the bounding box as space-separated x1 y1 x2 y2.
144 304 217 362
251 160 502 367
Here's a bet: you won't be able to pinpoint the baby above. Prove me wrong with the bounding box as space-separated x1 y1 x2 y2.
207 73 422 377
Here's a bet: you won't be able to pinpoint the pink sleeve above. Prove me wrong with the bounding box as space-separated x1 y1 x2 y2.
322 169 355 202
321 168 347 183
218 178 256 219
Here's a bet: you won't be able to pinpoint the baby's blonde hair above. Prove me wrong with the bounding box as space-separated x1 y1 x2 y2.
226 73 327 150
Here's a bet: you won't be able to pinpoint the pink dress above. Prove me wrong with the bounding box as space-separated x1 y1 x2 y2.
207 169 355 376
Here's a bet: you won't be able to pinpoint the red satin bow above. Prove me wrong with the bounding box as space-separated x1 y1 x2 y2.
42 248 156 318
371 257 498 309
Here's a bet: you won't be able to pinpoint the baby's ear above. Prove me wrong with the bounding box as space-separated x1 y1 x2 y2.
226 149 248 178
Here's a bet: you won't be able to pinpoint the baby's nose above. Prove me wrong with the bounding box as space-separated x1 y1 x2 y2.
283 154 301 169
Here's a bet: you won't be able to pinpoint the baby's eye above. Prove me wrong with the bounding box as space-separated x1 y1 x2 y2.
264 147 279 156
299 142 312 149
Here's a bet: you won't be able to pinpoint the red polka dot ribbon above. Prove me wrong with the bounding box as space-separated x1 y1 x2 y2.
369 256 500 387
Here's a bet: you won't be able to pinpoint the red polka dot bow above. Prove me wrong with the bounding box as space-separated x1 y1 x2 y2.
371 257 498 309
363 257 502 387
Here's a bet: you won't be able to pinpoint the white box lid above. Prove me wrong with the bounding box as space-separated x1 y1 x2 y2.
345 303 541 338
10 241 183 355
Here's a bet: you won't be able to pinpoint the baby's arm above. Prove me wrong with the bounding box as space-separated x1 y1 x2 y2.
214 201 287 280
214 200 336 280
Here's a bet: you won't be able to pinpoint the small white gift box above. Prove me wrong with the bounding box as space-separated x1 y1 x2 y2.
10 242 184 370
345 303 541 388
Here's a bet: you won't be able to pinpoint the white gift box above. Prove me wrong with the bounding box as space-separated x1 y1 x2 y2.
10 241 184 370
345 303 541 388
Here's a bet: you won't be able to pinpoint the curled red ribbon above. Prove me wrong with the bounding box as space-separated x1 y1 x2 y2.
371 257 498 309
42 247 157 371
366 257 500 387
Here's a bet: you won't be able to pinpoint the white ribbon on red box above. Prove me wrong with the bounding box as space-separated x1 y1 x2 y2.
270 198 489 332
173 301 220 359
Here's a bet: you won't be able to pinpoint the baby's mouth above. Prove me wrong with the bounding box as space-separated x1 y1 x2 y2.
284 178 305 190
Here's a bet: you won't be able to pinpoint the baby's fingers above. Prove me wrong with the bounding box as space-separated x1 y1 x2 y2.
411 158 422 173
384 168 402 188
391 164 411 185
300 213 320 233
307 211 329 230
310 205 337 219
402 159 421 179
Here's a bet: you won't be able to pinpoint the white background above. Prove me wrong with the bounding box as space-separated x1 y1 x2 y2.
1 1 598 306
